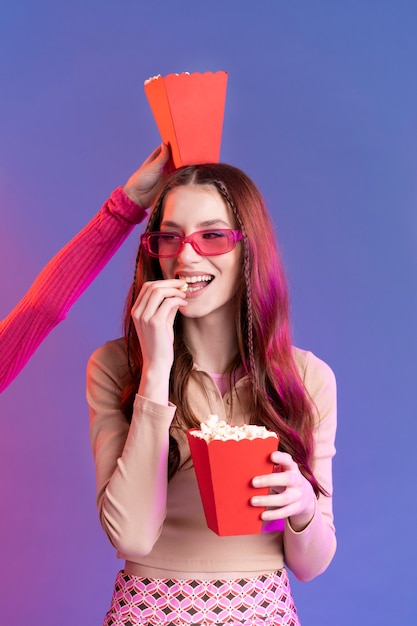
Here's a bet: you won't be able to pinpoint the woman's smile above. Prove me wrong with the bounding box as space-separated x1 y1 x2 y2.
176 273 214 294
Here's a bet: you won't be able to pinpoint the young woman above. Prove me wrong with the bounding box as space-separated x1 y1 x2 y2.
87 163 337 625
0 144 170 394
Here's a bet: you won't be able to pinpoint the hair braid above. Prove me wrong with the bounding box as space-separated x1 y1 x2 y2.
212 181 257 400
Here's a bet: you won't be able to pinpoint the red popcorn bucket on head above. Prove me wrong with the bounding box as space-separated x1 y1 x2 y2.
144 71 228 168
187 429 279 536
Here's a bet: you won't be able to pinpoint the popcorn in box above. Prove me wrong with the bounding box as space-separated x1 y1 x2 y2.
187 415 280 536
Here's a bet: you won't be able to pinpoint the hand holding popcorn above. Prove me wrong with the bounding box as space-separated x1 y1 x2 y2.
251 450 317 532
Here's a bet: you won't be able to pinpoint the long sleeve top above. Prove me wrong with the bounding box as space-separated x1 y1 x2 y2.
0 188 146 393
87 337 337 583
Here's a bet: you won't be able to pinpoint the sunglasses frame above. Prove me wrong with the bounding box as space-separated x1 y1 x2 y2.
140 228 242 258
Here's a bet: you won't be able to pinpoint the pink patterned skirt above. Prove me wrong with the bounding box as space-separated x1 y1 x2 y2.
102 569 300 625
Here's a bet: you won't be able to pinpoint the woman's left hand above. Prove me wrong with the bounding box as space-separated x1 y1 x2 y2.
251 450 316 531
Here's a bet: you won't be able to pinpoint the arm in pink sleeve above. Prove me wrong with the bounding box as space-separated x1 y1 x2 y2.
87 340 175 558
0 188 146 393
283 351 337 581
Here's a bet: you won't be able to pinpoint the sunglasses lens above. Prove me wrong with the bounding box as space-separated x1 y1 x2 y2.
148 234 181 257
195 231 233 255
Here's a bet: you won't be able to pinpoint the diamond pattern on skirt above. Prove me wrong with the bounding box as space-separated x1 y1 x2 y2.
103 569 300 625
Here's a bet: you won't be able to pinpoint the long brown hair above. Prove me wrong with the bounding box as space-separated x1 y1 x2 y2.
121 163 326 496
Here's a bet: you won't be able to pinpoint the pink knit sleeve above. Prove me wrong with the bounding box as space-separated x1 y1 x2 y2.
0 187 146 393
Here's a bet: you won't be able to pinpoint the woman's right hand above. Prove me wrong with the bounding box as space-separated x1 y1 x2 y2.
123 143 172 209
131 279 187 401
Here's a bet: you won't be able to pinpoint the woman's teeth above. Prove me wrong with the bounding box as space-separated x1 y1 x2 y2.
178 275 213 293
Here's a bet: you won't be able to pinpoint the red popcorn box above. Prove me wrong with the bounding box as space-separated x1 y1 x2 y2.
187 428 279 536
144 71 228 168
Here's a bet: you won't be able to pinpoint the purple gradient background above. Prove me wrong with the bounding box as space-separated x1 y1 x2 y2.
1 1 416 624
